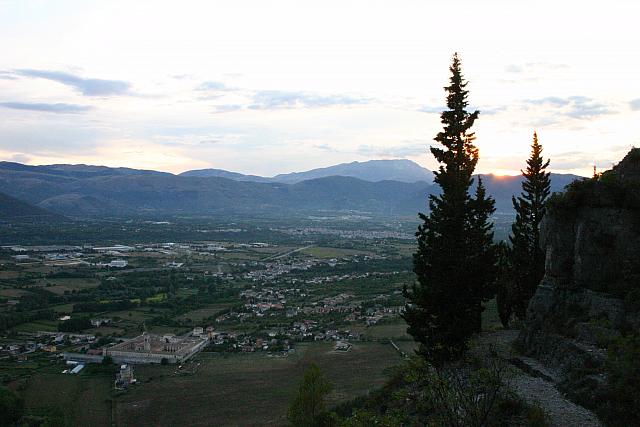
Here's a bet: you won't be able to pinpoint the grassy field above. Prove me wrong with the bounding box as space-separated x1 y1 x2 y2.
115 341 403 426
51 303 75 313
387 242 416 257
174 303 235 323
22 369 113 427
13 319 59 333
0 270 21 279
351 321 411 341
300 246 372 259
41 278 100 295
0 288 31 297
107 309 157 323
218 252 263 261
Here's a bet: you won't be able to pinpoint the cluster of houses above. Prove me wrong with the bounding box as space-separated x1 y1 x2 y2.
273 226 414 240
0 331 97 360
243 259 318 281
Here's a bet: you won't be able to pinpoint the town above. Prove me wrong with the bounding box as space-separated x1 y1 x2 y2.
0 219 419 425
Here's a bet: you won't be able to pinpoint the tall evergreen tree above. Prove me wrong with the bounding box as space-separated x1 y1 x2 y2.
403 53 496 364
468 176 497 333
508 131 551 319
494 241 514 328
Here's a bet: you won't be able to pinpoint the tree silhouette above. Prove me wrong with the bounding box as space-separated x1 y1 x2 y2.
287 363 333 427
404 53 496 364
509 131 551 319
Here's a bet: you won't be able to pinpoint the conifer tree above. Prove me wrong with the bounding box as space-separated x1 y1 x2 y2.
403 53 496 364
509 131 551 319
468 176 497 333
494 241 514 328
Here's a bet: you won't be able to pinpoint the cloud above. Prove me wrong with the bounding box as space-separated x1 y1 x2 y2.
0 71 17 80
505 64 524 74
12 69 131 96
0 101 92 113
523 96 613 119
357 141 427 157
195 81 235 91
551 147 630 170
211 104 243 114
9 153 31 163
248 90 368 110
505 62 569 74
630 99 640 111
417 105 444 114
481 106 507 115
525 96 570 107
419 104 504 116
314 143 334 152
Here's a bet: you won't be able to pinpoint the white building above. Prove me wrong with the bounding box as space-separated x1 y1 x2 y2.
109 259 128 268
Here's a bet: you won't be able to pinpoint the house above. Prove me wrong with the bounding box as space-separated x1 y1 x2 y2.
90 318 111 327
109 259 128 268
115 364 136 389
335 341 351 352
69 364 85 374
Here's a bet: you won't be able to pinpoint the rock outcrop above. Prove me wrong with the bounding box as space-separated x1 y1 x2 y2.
518 148 640 410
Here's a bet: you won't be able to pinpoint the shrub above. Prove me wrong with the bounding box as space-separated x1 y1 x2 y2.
0 387 24 426
600 335 640 426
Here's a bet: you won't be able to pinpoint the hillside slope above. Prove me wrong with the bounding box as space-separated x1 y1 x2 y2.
0 191 64 222
0 161 582 218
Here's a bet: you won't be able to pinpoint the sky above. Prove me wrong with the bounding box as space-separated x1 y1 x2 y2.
0 0 639 177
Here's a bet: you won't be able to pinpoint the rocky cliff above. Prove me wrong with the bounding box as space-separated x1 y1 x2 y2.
518 148 640 413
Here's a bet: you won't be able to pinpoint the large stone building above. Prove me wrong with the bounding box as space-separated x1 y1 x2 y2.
104 333 207 364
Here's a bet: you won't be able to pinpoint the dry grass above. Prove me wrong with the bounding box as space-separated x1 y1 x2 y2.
115 341 402 426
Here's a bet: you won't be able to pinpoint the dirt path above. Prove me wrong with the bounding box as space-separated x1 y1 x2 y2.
478 330 601 427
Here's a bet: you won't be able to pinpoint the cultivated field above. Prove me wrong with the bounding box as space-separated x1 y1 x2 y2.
300 246 373 259
21 368 113 427
39 278 100 295
174 303 235 323
114 341 403 426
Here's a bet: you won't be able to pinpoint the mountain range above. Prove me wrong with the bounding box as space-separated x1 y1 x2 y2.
0 159 582 219
180 159 435 184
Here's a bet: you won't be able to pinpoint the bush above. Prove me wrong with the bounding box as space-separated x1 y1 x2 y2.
0 386 24 426
287 363 333 427
336 353 549 427
58 317 91 332
600 335 640 426
624 288 640 312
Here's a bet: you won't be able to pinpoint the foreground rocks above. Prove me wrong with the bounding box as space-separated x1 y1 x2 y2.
517 148 640 415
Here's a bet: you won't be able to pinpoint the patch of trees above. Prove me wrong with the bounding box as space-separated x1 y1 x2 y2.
73 299 137 313
58 316 92 332
46 271 89 279
401 54 555 362
16 288 62 312
0 309 54 332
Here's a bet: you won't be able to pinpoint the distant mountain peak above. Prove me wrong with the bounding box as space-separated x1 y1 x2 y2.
180 158 434 184
272 158 434 184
